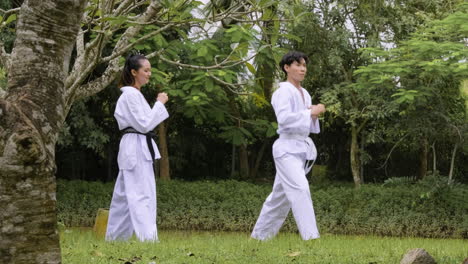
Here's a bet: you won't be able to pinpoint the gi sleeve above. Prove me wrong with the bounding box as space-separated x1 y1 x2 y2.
310 117 320 134
124 92 169 133
304 91 320 134
272 88 311 131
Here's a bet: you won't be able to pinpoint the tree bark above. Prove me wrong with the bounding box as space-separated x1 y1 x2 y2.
431 141 437 173
350 126 362 187
239 143 250 179
0 1 86 263
106 144 114 182
360 132 365 183
448 142 458 182
257 10 276 102
250 140 268 179
226 92 249 179
230 143 236 177
417 137 428 180
158 121 170 180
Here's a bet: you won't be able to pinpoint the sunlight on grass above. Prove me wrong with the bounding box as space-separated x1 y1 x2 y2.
60 229 467 264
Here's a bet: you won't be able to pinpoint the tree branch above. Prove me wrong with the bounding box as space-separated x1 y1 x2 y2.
66 1 162 105
113 0 137 16
101 22 175 63
0 41 10 71
207 72 251 95
357 118 369 133
377 133 409 169
157 50 259 70
73 59 121 102
75 27 85 59
119 0 149 17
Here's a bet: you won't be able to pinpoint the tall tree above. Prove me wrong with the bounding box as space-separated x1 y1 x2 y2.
289 0 464 186
355 4 468 180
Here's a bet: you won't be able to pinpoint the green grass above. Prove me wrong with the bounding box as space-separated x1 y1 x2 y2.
60 229 467 264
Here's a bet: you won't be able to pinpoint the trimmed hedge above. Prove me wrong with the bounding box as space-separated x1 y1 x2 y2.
57 179 468 238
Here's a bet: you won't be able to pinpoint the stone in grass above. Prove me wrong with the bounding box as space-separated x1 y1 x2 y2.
400 248 436 264
93 208 109 239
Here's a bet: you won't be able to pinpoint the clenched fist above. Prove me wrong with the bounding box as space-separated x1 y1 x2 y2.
309 104 326 117
157 92 169 104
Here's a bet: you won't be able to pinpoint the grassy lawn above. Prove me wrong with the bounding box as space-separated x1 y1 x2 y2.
60 229 467 264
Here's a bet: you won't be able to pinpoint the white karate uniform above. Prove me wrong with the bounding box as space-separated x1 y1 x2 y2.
251 81 320 241
106 86 169 242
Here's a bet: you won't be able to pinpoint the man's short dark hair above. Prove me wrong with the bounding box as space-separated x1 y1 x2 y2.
279 51 309 76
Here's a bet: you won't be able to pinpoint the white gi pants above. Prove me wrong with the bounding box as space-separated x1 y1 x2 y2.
106 150 158 242
251 153 319 240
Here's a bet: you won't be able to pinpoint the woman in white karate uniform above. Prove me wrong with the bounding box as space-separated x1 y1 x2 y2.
251 51 326 241
106 54 169 242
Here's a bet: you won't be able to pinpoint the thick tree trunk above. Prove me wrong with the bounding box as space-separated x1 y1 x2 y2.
350 126 362 187
226 93 249 179
0 1 86 263
417 137 428 180
431 141 437 173
257 15 275 102
250 140 268 179
106 144 115 182
231 144 236 177
158 121 170 180
448 142 458 182
239 143 250 179
360 132 365 183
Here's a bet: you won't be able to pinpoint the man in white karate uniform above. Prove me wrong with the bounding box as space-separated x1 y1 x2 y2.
106 54 169 242
251 51 326 241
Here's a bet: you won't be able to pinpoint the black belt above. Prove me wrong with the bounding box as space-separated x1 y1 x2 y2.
121 127 156 163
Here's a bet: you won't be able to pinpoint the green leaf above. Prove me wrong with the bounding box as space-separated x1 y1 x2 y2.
182 82 193 91
239 127 253 138
205 78 214 92
134 44 145 50
231 31 243 42
245 62 256 75
212 109 225 123
5 14 16 25
266 125 277 137
153 34 168 48
282 33 302 43
197 46 208 57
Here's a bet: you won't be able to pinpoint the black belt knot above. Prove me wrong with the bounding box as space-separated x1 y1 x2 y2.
121 127 156 162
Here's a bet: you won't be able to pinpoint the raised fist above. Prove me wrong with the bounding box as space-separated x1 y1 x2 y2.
157 92 169 104
309 104 326 117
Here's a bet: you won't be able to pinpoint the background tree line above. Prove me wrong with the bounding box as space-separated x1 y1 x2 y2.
46 0 468 186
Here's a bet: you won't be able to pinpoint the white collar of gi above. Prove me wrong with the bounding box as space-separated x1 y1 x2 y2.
120 86 141 93
280 81 303 92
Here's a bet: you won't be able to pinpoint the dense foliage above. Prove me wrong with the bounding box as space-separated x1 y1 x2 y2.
50 1 468 185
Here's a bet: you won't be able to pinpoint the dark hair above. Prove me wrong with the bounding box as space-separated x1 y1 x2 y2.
279 51 309 76
119 54 148 87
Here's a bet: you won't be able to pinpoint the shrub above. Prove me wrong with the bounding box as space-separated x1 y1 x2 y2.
382 176 416 186
56 179 468 238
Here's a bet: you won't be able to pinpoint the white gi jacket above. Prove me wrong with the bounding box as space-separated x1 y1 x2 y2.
114 86 169 169
272 81 320 161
